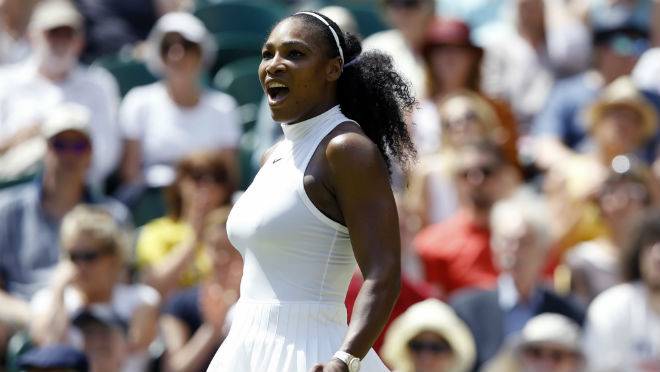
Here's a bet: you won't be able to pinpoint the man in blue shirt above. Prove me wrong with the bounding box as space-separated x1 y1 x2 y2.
0 103 129 350
450 191 584 371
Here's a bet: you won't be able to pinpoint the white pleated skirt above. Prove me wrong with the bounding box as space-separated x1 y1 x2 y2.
207 299 390 372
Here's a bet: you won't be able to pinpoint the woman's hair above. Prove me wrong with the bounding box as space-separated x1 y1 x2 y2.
165 151 235 220
289 11 417 174
60 205 128 263
622 208 660 282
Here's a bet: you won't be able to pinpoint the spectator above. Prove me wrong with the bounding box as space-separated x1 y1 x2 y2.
566 156 655 305
0 0 121 188
412 18 519 158
583 76 658 166
381 299 476 372
532 23 649 160
0 0 39 64
72 311 128 372
407 92 514 228
159 207 242 372
482 0 590 131
136 151 234 298
30 205 159 372
119 12 240 201
450 190 585 370
363 0 435 98
413 141 519 296
482 313 585 372
583 208 660 371
17 344 89 372
0 104 129 352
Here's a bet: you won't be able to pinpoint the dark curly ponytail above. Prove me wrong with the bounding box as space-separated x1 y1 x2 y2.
291 12 417 174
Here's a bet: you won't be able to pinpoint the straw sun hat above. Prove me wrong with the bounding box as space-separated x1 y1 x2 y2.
585 76 658 141
381 299 476 372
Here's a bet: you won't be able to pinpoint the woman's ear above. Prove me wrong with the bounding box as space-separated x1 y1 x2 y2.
326 56 342 82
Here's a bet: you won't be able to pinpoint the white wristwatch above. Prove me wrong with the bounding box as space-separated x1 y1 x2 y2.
333 350 361 372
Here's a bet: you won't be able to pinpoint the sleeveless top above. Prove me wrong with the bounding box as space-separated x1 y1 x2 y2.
226 105 357 304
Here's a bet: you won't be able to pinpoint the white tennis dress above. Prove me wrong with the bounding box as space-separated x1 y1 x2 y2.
207 106 390 371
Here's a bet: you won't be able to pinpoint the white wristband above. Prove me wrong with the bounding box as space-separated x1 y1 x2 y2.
333 351 360 372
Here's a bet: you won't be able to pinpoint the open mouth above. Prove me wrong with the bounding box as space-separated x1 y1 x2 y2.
266 81 290 105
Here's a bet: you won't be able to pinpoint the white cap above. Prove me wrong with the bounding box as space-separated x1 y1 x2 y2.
42 103 91 140
29 0 83 33
518 313 582 352
146 12 217 75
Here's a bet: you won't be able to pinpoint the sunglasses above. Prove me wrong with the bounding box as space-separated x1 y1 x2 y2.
408 340 452 354
609 36 649 57
188 171 227 184
50 138 91 154
67 249 112 264
522 345 580 363
457 164 500 180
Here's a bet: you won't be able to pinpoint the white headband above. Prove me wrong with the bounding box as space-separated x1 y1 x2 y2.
296 11 344 64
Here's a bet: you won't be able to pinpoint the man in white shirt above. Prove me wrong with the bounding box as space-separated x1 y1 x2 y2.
584 209 660 371
0 0 121 189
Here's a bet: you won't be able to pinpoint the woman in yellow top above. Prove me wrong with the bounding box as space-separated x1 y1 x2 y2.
136 150 235 298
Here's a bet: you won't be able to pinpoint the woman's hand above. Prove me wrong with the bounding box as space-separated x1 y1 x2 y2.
309 359 349 372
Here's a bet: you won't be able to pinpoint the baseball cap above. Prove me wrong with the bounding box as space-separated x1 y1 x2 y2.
17 344 89 372
29 0 83 33
518 313 582 352
42 103 91 140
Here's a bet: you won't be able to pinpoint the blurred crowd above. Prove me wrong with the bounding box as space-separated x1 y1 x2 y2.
1 0 660 371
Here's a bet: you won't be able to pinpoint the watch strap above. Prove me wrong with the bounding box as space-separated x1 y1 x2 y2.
333 351 360 372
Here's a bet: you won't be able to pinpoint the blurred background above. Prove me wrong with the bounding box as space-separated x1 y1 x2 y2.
1 0 660 371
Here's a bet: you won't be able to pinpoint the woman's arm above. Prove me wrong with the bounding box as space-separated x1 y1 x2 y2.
314 131 401 371
160 315 221 372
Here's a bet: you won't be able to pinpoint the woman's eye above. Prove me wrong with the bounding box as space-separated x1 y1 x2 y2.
261 50 273 59
288 50 304 59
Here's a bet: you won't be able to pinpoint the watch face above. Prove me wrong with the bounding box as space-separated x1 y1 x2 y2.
348 358 360 372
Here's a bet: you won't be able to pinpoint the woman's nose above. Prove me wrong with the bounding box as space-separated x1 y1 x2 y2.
265 53 286 75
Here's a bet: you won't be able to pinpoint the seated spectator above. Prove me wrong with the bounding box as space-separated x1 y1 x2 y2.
381 299 476 372
17 344 89 372
159 207 242 372
362 0 435 99
407 92 516 228
583 209 660 371
0 104 129 353
136 151 235 298
72 311 127 372
413 18 518 157
583 76 658 166
482 0 590 131
119 12 240 196
482 313 585 372
0 0 38 64
413 141 519 297
532 23 649 162
0 0 121 188
450 190 585 370
566 156 655 305
30 205 159 372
